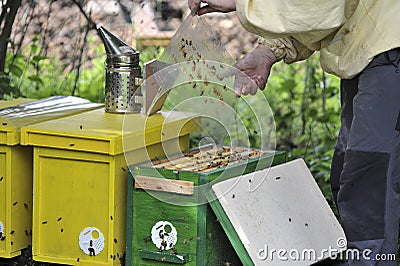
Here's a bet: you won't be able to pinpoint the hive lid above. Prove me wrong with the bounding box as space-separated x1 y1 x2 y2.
206 159 346 265
21 109 198 155
0 96 102 146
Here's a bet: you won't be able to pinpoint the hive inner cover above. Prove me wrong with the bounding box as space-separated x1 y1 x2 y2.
210 159 346 265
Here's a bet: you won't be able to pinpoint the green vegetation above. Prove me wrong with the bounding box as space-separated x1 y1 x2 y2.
1 35 105 102
0 38 341 210
267 56 341 211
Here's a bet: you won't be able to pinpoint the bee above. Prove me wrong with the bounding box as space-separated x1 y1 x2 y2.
213 87 221 96
210 65 217 75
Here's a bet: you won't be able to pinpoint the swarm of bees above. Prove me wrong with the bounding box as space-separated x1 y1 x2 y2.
175 38 229 103
148 146 267 172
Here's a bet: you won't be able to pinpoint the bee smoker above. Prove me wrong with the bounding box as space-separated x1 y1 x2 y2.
97 26 143 113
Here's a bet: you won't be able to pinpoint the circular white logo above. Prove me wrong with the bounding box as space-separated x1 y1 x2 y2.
151 221 178 251
78 227 105 256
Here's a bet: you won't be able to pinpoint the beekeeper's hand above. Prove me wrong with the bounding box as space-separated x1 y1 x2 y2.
189 0 236 16
230 45 277 96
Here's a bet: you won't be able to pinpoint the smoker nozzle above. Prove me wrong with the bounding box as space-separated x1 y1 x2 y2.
97 25 138 56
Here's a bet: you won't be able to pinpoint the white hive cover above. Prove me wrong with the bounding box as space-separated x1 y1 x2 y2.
211 159 346 265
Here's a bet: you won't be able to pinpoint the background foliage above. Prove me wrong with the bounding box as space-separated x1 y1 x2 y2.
0 0 341 210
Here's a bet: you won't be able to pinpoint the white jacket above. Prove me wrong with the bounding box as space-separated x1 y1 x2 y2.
236 0 400 78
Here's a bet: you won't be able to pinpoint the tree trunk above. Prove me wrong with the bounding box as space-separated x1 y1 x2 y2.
0 0 22 72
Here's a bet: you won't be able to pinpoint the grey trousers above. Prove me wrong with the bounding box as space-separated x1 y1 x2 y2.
330 48 400 265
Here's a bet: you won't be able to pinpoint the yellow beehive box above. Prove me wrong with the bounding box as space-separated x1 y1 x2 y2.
0 97 101 259
20 109 197 266
0 99 34 259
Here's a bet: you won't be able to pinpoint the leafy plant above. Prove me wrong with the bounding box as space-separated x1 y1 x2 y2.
266 54 341 212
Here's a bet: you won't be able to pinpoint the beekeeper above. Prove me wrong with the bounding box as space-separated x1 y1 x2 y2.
188 0 400 265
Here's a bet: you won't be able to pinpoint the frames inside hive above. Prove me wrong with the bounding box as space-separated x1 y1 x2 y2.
146 146 270 173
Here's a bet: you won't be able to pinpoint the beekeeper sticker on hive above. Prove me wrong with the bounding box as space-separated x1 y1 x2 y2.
78 227 105 256
0 221 4 239
151 221 177 251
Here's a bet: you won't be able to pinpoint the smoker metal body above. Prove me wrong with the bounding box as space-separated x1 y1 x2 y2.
98 26 166 115
98 26 143 114
105 53 142 113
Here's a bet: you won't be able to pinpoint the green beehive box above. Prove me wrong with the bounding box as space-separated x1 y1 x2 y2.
126 146 286 265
